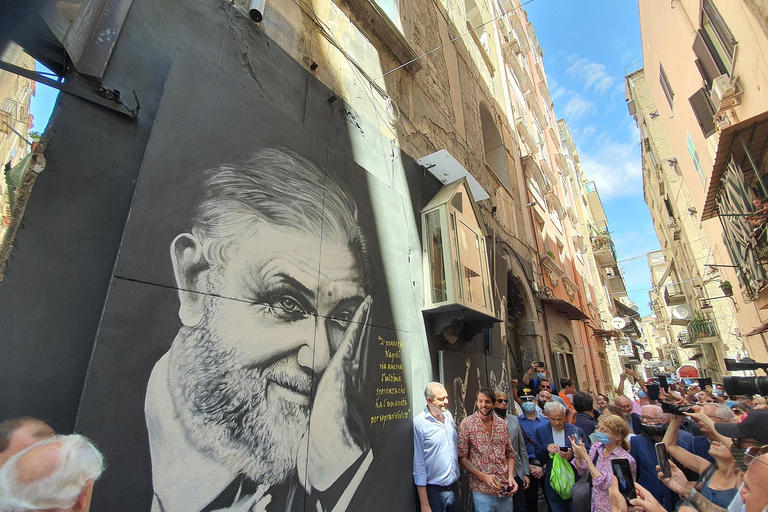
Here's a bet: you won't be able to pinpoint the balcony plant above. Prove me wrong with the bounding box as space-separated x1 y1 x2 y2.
720 281 733 297
687 312 711 341
546 250 555 260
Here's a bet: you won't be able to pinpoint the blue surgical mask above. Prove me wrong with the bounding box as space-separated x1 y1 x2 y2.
522 402 536 413
593 432 612 445
714 389 724 396
536 373 547 380
637 391 646 398
725 400 738 408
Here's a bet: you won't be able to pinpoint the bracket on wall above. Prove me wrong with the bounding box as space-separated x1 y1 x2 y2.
0 60 138 119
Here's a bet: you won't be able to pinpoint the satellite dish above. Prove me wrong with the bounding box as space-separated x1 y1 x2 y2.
611 317 627 330
672 305 692 321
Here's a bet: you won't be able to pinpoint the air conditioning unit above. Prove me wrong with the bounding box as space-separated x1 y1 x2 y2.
627 100 637 115
710 74 741 112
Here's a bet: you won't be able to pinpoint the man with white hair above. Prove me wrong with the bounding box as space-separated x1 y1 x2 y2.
0 434 104 512
534 401 587 512
0 417 55 468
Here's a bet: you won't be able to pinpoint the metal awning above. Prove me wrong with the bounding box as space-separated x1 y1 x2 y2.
540 297 589 320
702 111 768 220
689 353 703 361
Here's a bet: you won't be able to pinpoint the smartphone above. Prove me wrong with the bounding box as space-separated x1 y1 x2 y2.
655 442 671 478
611 458 637 504
683 378 693 386
559 446 569 452
647 383 661 401
534 361 544 367
658 375 669 391
699 378 713 389
624 363 633 369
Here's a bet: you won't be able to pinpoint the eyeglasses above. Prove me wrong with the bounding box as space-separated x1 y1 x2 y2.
745 445 768 467
497 399 508 403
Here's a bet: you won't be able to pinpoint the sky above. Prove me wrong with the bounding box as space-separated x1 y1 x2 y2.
29 61 59 135
26 1 659 315
525 0 660 316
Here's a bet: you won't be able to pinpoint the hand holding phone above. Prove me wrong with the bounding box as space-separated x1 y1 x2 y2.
611 458 637 505
655 442 671 478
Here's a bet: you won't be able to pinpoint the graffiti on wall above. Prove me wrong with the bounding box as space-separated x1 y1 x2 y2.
75 46 423 512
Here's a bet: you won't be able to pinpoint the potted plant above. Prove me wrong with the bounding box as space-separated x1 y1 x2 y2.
720 281 733 297
546 250 555 260
687 312 710 341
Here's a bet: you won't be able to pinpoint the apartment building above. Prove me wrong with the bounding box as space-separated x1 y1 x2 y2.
0 43 35 245
638 0 768 364
627 68 741 381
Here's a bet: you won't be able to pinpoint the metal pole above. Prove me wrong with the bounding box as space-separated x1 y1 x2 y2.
2 121 33 146
738 133 768 197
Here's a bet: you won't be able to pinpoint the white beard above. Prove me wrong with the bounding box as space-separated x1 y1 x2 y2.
168 301 311 488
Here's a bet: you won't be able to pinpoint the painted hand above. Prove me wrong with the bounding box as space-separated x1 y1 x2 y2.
298 296 372 492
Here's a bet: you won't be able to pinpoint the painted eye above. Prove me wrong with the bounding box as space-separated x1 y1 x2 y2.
332 311 353 327
271 296 308 321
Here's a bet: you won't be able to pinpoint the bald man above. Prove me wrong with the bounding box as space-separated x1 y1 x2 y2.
0 434 104 512
0 417 55 467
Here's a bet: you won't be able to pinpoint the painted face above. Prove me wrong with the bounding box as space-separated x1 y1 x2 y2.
476 393 494 417
171 225 365 485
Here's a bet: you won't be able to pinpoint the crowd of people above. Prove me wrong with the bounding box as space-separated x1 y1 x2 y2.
2 361 767 512
413 362 768 512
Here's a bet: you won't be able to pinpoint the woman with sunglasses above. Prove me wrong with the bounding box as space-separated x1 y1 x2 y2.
662 413 741 508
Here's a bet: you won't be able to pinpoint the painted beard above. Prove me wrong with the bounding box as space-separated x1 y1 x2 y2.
169 302 312 488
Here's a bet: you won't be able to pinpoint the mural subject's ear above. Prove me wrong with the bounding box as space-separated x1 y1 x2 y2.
171 233 209 327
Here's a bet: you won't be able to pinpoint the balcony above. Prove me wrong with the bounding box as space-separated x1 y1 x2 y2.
505 50 532 93
688 318 720 344
516 118 537 155
591 231 617 265
509 10 530 55
664 284 686 306
677 330 694 348
539 79 553 109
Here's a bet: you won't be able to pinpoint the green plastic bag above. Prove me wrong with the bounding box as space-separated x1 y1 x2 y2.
549 452 575 500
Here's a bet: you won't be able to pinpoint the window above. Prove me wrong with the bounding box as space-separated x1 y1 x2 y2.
479 104 510 189
374 0 402 30
700 0 736 75
659 64 674 109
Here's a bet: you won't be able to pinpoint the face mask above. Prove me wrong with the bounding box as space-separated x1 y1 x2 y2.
522 402 536 414
593 432 612 445
537 373 547 380
494 407 507 418
637 391 647 398
731 444 749 471
714 389 724 396
725 400 738 408
640 423 668 437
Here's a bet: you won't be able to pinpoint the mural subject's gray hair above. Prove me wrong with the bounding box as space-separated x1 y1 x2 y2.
191 148 371 289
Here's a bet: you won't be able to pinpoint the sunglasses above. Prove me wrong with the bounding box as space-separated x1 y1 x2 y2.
745 445 768 467
497 399 509 404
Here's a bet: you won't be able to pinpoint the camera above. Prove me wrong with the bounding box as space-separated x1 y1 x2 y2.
723 376 768 396
661 401 692 416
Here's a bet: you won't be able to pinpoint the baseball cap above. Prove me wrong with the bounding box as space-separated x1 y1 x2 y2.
714 409 768 443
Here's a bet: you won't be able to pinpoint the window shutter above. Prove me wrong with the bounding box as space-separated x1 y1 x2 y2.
689 88 716 138
692 30 723 86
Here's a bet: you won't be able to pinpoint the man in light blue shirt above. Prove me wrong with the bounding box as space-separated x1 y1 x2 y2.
413 382 460 512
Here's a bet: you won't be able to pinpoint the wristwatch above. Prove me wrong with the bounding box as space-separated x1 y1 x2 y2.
686 487 697 501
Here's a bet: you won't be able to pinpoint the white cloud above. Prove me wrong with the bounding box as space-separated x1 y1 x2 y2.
563 93 596 120
578 135 642 199
566 58 617 94
582 125 597 139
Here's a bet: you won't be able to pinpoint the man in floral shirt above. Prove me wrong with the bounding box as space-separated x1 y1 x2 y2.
458 387 518 512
